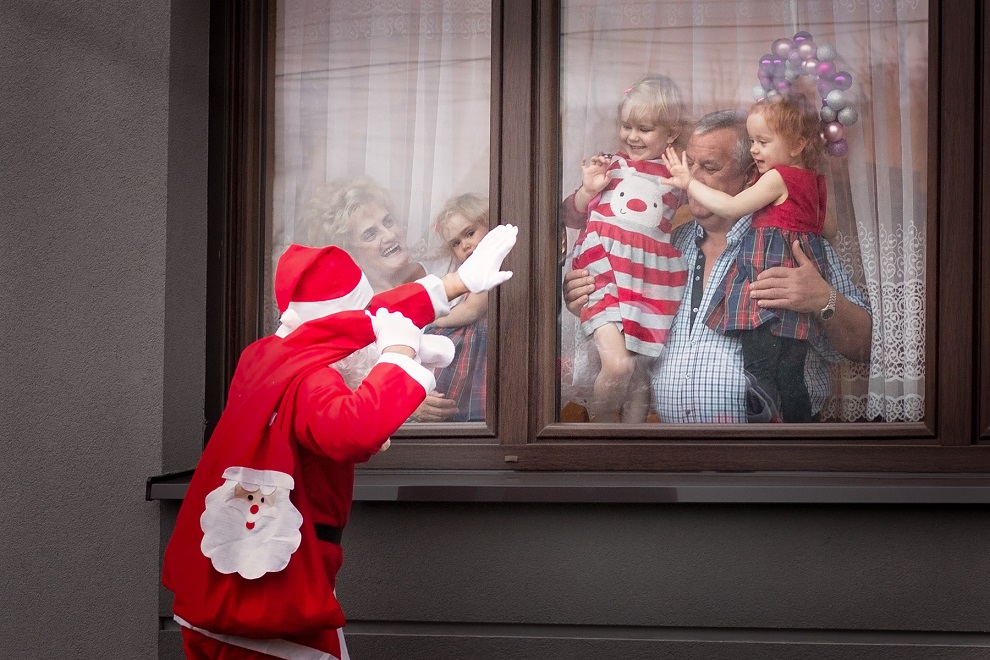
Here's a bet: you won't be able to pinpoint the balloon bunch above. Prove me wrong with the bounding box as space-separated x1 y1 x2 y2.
752 31 858 157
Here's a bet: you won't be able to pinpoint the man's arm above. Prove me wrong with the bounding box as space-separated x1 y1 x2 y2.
749 239 872 362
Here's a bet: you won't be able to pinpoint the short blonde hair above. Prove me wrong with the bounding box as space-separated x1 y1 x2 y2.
432 193 489 257
619 73 693 151
303 175 392 247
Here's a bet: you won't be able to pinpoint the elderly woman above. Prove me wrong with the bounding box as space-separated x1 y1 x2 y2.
304 176 441 291
303 176 486 422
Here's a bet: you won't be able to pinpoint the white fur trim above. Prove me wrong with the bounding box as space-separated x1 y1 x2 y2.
418 334 455 369
173 616 338 660
377 352 436 393
276 274 374 337
415 274 451 319
221 467 295 491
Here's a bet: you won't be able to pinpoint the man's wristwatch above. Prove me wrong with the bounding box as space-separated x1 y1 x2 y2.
820 287 837 321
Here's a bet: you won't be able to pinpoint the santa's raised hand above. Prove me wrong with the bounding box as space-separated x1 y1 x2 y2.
456 223 518 293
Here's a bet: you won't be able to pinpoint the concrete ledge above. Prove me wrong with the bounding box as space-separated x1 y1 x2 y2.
147 469 990 504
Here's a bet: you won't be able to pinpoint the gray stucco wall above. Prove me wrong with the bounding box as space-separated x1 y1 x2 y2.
1 1 208 658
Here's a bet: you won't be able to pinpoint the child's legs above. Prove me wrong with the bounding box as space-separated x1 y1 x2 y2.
589 323 636 423
776 337 812 423
621 356 654 424
738 324 783 413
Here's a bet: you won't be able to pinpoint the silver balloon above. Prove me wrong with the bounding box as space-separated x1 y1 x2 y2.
753 84 767 101
825 89 847 111
820 106 837 123
837 106 859 126
816 43 837 61
784 67 800 82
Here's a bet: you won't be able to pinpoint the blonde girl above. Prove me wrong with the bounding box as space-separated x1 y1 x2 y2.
564 73 690 423
423 193 491 422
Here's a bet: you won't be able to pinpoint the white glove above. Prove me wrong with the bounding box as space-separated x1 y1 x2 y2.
456 224 518 293
418 334 456 369
369 308 422 355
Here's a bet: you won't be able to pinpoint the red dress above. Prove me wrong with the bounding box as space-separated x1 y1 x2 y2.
707 165 830 341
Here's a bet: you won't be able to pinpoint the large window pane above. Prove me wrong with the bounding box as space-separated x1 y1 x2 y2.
270 0 492 423
558 0 927 424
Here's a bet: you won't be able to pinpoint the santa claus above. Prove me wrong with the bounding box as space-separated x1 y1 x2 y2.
163 224 517 659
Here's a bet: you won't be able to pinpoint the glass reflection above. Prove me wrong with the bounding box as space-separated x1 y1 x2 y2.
271 1 492 423
558 0 927 423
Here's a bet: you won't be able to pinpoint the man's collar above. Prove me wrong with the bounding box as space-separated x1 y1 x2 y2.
689 214 753 245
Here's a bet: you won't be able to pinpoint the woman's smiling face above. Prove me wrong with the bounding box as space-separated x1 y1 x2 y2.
344 202 410 280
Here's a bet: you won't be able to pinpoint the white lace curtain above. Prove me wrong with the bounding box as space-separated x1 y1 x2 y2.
560 0 928 422
273 0 492 273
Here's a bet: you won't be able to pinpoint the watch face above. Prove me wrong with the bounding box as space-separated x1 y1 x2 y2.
821 308 835 321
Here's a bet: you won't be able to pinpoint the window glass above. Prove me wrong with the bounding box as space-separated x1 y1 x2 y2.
270 0 492 423
558 0 927 425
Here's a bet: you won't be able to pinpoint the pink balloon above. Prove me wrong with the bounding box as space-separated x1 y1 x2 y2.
823 121 845 143
797 41 817 60
816 61 836 79
772 38 794 59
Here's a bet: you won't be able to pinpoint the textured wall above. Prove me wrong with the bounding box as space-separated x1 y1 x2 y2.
0 1 208 658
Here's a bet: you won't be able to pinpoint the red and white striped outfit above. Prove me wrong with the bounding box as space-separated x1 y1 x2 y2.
570 154 688 357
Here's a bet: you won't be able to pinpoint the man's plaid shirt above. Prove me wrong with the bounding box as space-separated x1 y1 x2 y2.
652 216 871 423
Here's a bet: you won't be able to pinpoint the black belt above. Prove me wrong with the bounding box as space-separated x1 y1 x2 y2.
314 523 344 545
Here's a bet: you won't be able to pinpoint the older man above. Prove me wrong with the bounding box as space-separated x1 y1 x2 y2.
564 109 872 422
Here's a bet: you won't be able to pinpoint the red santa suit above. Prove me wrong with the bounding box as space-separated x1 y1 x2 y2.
163 245 453 660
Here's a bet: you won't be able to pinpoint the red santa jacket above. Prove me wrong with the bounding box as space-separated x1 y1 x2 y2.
163 281 438 656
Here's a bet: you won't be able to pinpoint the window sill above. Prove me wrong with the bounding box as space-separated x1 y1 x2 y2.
147 469 990 504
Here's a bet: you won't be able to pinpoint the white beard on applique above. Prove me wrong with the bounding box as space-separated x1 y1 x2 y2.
200 467 303 579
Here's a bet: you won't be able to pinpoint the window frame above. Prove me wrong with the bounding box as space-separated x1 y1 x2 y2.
208 0 989 473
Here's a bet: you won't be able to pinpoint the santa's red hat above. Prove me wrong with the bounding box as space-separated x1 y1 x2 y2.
274 244 374 337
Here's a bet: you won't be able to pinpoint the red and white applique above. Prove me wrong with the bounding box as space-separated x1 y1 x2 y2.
199 466 303 579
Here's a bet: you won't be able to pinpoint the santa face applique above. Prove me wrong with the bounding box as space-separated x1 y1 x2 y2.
200 467 303 580
227 482 280 530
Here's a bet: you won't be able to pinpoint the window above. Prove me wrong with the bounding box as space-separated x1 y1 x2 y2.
209 0 986 472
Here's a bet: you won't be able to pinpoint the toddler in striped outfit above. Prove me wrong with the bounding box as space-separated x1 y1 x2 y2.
564 73 690 423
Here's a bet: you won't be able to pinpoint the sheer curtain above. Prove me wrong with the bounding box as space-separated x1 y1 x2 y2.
273 0 492 282
560 0 928 422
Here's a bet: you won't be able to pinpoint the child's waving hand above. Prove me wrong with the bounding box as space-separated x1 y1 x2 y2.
660 146 691 190
580 153 613 197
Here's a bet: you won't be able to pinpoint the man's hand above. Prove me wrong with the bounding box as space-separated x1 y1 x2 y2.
749 240 830 313
410 390 458 422
562 268 594 317
751 239 872 363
